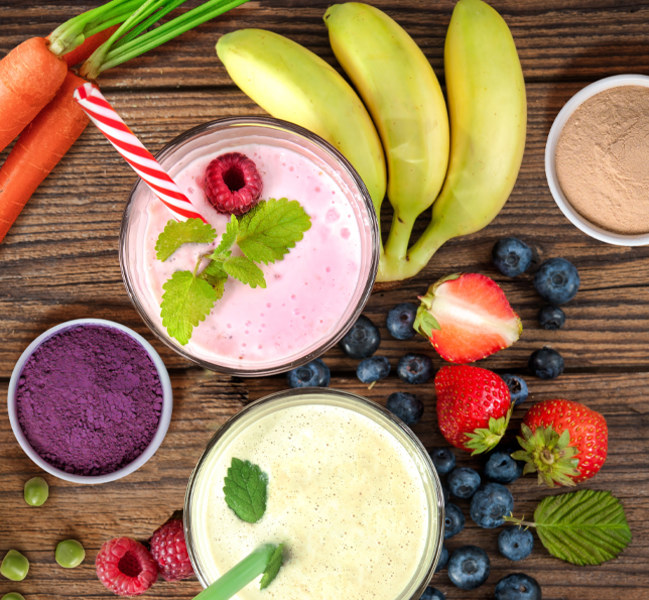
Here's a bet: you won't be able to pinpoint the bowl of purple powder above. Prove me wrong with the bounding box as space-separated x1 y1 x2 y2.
7 318 173 484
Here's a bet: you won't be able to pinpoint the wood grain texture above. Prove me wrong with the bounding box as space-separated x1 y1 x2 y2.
1 1 648 599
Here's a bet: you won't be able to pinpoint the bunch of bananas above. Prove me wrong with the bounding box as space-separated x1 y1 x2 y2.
215 0 526 282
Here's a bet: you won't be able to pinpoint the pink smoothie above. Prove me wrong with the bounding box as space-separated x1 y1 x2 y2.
120 121 377 374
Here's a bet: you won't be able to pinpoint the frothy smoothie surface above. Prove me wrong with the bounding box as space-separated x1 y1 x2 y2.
123 126 375 372
188 397 437 600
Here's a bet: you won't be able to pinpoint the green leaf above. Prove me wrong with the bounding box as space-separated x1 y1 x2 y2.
237 198 311 264
259 543 284 589
155 218 216 261
413 298 440 339
223 255 266 288
532 489 631 565
211 216 239 259
223 458 268 523
160 270 219 345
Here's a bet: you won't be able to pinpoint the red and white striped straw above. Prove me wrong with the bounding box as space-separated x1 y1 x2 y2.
73 82 205 222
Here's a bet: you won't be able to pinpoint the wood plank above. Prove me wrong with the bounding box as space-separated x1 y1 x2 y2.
0 370 646 599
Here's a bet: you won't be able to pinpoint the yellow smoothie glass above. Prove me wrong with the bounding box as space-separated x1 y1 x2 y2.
184 388 445 600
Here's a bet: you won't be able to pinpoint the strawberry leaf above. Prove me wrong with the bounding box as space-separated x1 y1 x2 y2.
531 489 631 565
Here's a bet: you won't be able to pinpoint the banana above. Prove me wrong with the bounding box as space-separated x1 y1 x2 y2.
324 3 449 264
379 0 527 282
215 29 386 215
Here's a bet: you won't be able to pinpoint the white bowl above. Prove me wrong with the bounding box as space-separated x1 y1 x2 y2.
7 318 173 484
545 73 649 246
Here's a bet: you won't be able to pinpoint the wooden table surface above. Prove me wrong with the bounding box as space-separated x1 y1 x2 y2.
2 1 649 598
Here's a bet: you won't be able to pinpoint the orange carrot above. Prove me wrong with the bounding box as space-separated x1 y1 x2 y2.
0 37 68 153
0 72 89 242
58 25 120 67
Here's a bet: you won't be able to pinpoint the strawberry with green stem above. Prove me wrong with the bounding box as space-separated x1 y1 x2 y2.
414 272 522 364
512 399 608 486
435 365 513 454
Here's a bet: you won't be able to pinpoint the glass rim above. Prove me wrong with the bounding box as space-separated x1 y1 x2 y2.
183 387 445 598
119 115 380 376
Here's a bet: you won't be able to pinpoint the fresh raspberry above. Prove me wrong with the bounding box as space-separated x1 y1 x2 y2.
96 537 158 596
203 152 263 215
149 518 194 582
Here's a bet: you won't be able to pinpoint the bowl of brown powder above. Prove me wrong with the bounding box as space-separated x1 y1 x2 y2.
545 74 649 245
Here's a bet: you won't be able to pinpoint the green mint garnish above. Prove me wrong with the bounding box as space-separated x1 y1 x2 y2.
193 543 285 600
223 458 268 524
238 198 312 264
259 543 284 589
505 489 631 566
160 271 222 346
155 199 311 345
155 218 217 261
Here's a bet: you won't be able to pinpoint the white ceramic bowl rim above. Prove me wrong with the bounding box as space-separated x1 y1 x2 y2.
545 73 649 246
7 318 173 484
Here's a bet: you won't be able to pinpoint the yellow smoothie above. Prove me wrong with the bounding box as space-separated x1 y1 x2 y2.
185 389 443 600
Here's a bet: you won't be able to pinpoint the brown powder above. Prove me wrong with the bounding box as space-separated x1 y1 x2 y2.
555 85 649 235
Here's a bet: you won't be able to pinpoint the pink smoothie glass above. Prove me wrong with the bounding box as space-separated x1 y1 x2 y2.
119 117 379 376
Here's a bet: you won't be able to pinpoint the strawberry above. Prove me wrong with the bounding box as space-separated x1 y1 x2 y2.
435 365 513 454
414 272 522 363
512 399 608 486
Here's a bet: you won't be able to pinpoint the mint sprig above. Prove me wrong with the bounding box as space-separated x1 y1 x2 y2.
505 489 631 565
193 543 284 600
155 199 311 345
223 458 268 524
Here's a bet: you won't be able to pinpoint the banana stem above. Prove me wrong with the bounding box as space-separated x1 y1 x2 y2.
377 220 448 282
383 210 416 263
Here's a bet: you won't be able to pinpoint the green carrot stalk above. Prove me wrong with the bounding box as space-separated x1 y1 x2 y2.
81 0 250 79
48 0 146 56
194 544 284 600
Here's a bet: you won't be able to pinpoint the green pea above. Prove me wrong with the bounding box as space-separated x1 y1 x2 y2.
23 476 49 507
54 539 85 569
2 593 26 600
0 549 29 581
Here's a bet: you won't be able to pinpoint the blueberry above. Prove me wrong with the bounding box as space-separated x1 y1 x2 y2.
492 237 533 277
386 302 418 340
356 356 390 384
533 257 580 304
286 359 330 388
447 545 490 590
435 545 449 573
444 503 465 539
501 374 528 406
396 353 434 384
420 586 445 600
538 305 565 330
429 447 456 475
469 482 514 529
386 392 423 425
494 573 542 600
528 346 564 379
447 467 481 499
339 315 380 358
497 527 534 561
484 451 522 484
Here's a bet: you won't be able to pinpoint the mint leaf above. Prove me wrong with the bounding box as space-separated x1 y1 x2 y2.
160 271 219 345
223 458 268 523
223 255 266 288
259 543 284 589
237 198 311 264
193 544 284 600
531 489 631 565
211 216 239 259
155 218 216 261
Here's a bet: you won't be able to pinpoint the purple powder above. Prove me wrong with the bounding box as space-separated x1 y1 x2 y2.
15 324 164 476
